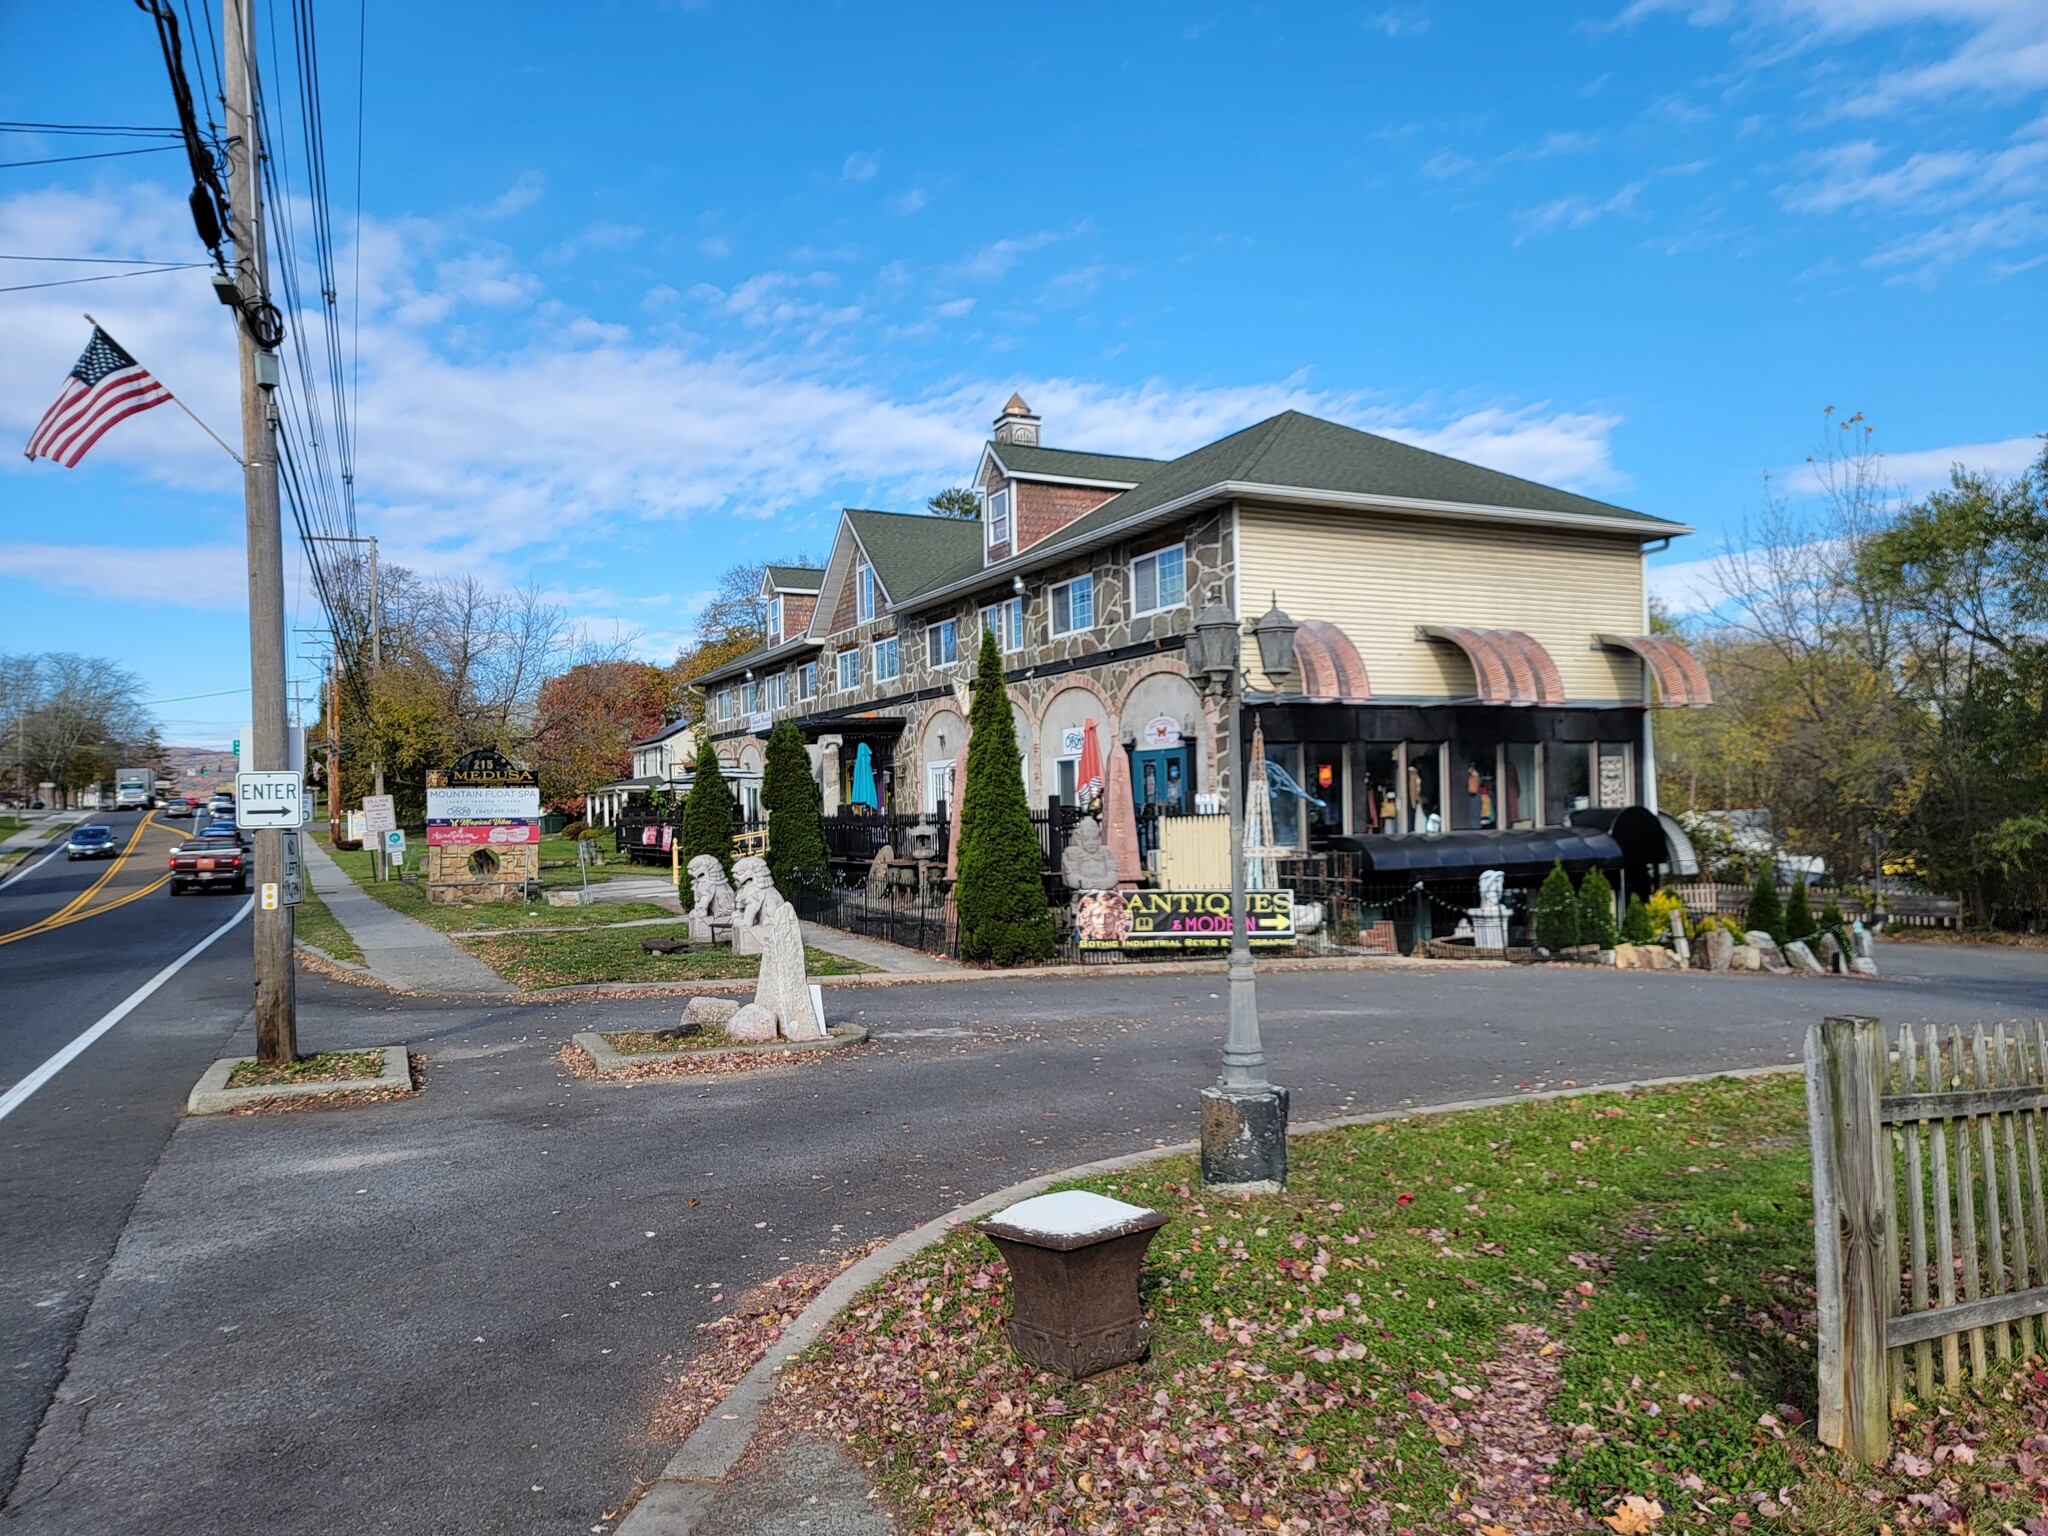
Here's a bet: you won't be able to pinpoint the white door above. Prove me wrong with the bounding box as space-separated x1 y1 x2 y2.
925 761 954 814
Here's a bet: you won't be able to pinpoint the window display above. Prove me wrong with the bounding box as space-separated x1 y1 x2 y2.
1357 745 1398 833
1404 743 1443 835
1597 742 1631 809
1459 748 1497 830
1504 743 1537 829
1559 742 1592 812
1306 745 1344 840
1264 743 1303 849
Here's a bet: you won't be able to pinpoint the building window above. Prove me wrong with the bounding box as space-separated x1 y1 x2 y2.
873 634 900 683
716 688 733 722
1131 545 1186 616
797 661 817 702
1504 743 1538 829
1558 744 1593 813
1403 742 1444 836
980 596 1024 652
926 618 957 668
855 556 877 623
1597 742 1632 809
768 594 783 639
985 486 1011 549
765 672 787 711
836 648 861 692
1048 573 1093 637
1459 747 1498 831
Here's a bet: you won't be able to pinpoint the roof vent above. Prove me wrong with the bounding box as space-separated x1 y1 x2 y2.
992 393 1041 447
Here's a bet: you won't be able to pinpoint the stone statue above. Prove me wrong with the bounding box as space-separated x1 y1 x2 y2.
686 855 735 943
754 903 824 1040
1478 868 1504 910
1468 867 1508 951
864 843 896 905
729 855 787 956
1060 815 1119 897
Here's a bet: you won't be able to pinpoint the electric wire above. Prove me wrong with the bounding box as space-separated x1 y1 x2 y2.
0 265 205 294
0 145 180 170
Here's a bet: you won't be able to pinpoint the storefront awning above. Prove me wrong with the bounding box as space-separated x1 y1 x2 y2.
1418 626 1565 705
1594 633 1713 707
1568 805 1700 876
1332 827 1622 874
1293 620 1372 701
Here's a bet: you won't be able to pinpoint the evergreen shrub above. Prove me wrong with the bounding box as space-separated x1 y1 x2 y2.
954 628 1056 965
677 748 734 910
1577 867 1620 950
761 721 829 896
1533 860 1580 953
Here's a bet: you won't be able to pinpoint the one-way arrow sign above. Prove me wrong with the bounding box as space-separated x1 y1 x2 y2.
235 770 304 828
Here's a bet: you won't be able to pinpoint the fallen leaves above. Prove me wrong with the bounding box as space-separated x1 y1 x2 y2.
1602 1493 1664 1532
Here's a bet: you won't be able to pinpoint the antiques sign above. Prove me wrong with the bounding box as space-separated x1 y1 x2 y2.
1075 889 1295 952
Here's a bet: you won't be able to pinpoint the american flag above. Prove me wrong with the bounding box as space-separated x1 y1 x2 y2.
23 326 173 468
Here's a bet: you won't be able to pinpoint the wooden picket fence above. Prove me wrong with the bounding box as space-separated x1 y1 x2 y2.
1806 1014 2048 1463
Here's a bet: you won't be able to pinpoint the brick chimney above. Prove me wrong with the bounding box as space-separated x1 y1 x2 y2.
992 393 1041 447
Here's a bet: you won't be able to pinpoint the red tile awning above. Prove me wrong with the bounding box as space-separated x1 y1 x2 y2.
1292 620 1372 701
1418 626 1565 705
1595 633 1713 707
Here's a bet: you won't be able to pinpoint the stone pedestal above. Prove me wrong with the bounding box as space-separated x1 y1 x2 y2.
425 841 540 904
1468 904 1508 950
1200 1084 1290 1192
976 1192 1167 1380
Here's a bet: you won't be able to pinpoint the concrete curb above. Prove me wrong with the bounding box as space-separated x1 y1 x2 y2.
185 1044 413 1115
614 1058 1803 1534
571 1025 869 1074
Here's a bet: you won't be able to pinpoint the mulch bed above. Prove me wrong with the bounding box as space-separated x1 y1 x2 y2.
223 1053 427 1115
556 1040 820 1082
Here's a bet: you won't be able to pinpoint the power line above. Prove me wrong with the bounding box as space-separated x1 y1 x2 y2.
0 264 204 294
0 120 183 137
0 145 181 170
0 252 207 264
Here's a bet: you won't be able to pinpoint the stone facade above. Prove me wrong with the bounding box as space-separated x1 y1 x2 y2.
424 841 538 904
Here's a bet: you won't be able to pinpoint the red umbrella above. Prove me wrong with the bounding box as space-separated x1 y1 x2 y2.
1076 718 1104 812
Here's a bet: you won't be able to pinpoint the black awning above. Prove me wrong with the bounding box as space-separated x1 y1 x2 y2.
1569 806 1698 874
1331 827 1623 875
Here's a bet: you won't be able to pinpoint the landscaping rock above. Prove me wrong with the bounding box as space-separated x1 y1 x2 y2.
1851 956 1879 976
1784 939 1826 975
679 996 740 1033
1853 927 1878 964
1732 943 1761 972
754 904 824 1041
725 1003 779 1042
1816 931 1845 972
1747 931 1791 973
642 935 682 954
1612 944 1637 969
545 888 586 908
1705 928 1734 972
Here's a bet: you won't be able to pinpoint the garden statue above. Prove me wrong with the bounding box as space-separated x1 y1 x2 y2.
686 855 735 943
1059 815 1119 900
864 844 896 905
1468 867 1509 951
730 855 788 955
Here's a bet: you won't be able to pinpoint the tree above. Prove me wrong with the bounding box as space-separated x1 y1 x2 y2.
530 660 677 814
927 487 980 519
0 652 150 803
1622 892 1655 945
762 720 828 896
1783 876 1816 943
1819 896 1846 937
1577 866 1619 950
954 627 1055 965
1745 867 1785 944
676 746 734 909
1533 860 1580 953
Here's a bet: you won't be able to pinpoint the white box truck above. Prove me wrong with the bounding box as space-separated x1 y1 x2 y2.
115 767 154 811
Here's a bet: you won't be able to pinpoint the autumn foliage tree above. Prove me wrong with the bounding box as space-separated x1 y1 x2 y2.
530 661 678 814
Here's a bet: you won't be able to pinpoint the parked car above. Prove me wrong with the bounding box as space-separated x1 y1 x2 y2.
65 825 118 861
167 823 251 895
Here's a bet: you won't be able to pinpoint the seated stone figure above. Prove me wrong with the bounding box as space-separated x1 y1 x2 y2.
686 854 736 943
729 854 788 955
1060 815 1120 900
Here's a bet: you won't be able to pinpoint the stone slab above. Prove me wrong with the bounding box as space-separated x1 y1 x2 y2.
570 1026 868 1074
185 1045 412 1115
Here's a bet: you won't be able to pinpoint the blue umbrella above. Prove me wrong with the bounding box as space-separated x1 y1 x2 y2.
850 742 878 810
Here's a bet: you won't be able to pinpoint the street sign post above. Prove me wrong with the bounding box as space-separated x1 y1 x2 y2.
280 827 304 906
361 794 396 834
384 827 407 868
234 770 303 829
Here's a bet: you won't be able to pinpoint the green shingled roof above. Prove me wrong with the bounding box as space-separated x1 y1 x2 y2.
764 563 823 591
988 441 1163 485
844 508 985 602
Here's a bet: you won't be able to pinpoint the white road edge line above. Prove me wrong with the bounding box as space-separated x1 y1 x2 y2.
0 899 252 1124
0 846 62 892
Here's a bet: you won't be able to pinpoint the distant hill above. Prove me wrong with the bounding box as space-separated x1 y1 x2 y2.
161 745 239 796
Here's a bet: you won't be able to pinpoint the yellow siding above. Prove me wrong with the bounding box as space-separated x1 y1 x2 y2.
1235 503 1647 701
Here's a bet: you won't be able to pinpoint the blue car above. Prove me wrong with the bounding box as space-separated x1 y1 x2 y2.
66 825 117 860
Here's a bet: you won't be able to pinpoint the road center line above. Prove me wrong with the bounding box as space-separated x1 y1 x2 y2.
0 898 252 1125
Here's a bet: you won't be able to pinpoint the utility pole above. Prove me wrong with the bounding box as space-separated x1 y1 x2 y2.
225 0 296 1063
328 658 340 843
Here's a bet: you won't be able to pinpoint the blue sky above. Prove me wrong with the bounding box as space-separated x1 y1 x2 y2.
2 1 2043 746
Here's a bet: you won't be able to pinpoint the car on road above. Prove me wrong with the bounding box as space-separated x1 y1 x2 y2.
206 793 235 819
160 796 197 818
167 823 251 895
65 825 118 861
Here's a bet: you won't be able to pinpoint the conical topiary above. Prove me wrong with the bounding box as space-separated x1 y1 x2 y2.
1784 877 1816 944
1577 866 1619 950
1819 897 1846 938
762 721 828 897
1744 866 1785 946
1533 859 1580 954
1622 892 1655 945
677 744 734 909
954 627 1056 965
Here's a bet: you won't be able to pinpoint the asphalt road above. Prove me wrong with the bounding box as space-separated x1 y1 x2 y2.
0 930 2041 1536
0 811 253 1506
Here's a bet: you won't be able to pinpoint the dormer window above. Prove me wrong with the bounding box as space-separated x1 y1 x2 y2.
768 594 783 639
985 486 1011 550
856 555 876 622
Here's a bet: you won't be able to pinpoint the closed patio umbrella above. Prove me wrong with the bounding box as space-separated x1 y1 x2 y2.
1076 717 1104 813
850 742 878 810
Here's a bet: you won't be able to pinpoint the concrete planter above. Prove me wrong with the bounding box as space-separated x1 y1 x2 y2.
186 1045 412 1115
976 1191 1168 1380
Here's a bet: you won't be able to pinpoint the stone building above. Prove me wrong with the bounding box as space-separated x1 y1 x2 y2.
687 396 1710 888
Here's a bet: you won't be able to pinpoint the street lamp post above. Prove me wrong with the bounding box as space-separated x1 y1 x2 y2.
1188 591 1299 1193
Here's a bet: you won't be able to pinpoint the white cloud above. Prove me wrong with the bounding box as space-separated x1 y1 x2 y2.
485 172 545 217
0 543 249 608
1646 552 1727 614
842 152 880 183
1777 432 2041 493
1365 6 1431 37
889 187 930 215
1513 180 1647 239
955 230 1064 282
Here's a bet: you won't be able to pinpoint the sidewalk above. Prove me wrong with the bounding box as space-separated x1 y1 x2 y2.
799 921 962 975
1 811 81 852
299 837 514 997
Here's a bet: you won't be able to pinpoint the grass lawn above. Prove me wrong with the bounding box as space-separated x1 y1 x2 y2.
776 1073 2048 1535
458 923 871 989
0 815 29 839
313 830 672 933
227 1049 384 1088
292 886 363 962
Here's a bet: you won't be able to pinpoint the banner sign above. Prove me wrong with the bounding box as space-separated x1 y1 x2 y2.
426 786 541 821
1139 714 1182 748
1074 889 1295 951
427 820 543 847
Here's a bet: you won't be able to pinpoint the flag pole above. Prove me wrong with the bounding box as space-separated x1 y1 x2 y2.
82 311 243 466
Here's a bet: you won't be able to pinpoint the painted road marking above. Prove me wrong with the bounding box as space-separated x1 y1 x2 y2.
0 846 62 892
0 813 184 947
0 899 251 1124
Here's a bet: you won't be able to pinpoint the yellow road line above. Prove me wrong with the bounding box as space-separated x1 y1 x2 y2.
0 812 190 947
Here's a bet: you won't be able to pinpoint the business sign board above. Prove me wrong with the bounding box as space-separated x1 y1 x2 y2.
1074 889 1295 952
384 828 407 866
1139 715 1182 748
426 786 541 821
427 820 542 847
234 770 304 828
361 795 397 835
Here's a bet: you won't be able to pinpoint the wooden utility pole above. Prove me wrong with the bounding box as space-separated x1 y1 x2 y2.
225 0 297 1063
327 658 340 843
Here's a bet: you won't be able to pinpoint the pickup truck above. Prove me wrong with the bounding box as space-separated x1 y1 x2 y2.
167 824 251 895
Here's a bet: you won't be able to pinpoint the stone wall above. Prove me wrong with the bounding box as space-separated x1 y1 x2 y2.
426 842 539 905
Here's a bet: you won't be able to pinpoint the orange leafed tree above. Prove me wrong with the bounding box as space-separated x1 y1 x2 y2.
530 660 679 815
